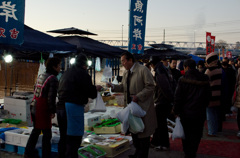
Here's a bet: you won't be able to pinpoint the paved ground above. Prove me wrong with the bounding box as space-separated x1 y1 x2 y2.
0 115 239 158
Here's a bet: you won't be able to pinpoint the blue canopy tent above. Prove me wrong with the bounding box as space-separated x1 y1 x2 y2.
188 54 204 64
0 25 77 60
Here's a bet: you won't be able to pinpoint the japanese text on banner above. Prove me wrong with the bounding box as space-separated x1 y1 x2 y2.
0 0 25 45
128 0 148 54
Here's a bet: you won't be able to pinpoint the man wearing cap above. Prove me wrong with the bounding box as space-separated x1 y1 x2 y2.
107 52 157 158
57 54 102 158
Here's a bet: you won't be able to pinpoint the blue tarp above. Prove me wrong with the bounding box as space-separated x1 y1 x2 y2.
0 127 18 141
188 54 204 63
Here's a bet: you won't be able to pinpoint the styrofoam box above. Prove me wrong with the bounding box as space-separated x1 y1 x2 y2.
4 96 33 126
5 128 42 147
84 113 101 127
93 112 110 120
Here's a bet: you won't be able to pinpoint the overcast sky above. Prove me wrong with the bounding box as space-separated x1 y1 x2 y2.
25 0 240 44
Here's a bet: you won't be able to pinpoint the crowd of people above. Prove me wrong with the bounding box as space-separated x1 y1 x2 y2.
23 52 240 158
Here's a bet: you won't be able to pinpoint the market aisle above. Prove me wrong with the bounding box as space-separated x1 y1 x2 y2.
115 115 240 158
0 115 239 158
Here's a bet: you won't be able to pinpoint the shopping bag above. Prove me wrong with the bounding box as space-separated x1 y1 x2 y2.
172 117 185 140
91 92 106 112
128 101 146 117
112 76 119 85
116 106 130 134
128 113 145 134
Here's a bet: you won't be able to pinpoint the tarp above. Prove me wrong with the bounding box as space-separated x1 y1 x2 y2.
134 48 191 60
150 43 174 49
57 36 127 58
0 25 77 60
188 54 204 63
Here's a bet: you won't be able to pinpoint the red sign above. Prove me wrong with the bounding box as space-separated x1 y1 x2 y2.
206 32 211 55
226 51 232 58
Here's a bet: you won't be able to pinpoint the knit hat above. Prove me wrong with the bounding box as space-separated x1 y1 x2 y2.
206 52 218 64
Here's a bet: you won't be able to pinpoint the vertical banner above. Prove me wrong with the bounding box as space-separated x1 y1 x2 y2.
211 36 215 53
128 0 148 54
0 0 25 45
226 51 232 58
206 32 211 55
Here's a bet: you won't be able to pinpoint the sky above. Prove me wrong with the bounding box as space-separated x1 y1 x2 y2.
25 0 240 45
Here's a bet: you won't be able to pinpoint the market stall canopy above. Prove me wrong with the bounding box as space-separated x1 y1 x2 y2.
57 36 127 58
134 48 191 60
0 25 77 60
150 43 174 49
47 27 97 36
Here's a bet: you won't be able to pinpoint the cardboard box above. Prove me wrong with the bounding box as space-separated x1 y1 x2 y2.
5 128 42 147
84 126 93 131
93 124 121 134
96 139 130 157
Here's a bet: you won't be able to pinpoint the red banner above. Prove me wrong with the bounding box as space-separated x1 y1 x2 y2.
211 36 215 53
222 48 225 58
206 32 211 55
226 51 232 58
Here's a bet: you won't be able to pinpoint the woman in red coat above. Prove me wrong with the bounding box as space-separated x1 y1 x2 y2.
24 57 61 158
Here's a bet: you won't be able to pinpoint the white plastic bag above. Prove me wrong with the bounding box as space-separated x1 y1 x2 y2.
37 63 46 77
112 76 119 85
128 101 146 117
95 57 101 71
101 65 112 82
128 113 145 134
91 92 106 112
172 117 185 140
116 106 130 134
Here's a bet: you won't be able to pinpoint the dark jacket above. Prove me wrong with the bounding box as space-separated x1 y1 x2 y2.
57 65 97 110
154 62 174 106
169 67 182 82
174 69 211 119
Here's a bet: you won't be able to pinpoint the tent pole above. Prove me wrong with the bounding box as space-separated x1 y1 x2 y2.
9 63 13 96
117 58 120 76
93 57 96 85
4 62 7 96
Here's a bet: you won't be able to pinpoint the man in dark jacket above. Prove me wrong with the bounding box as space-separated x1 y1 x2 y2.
169 59 182 82
57 54 102 158
222 57 236 116
174 59 211 158
150 56 174 151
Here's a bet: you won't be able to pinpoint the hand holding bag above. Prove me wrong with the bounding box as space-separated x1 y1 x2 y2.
172 117 185 140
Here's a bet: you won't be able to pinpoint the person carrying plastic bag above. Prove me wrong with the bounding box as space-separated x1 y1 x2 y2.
173 59 211 158
107 52 157 158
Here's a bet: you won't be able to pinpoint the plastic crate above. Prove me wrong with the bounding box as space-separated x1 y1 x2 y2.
4 144 17 153
17 146 25 155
